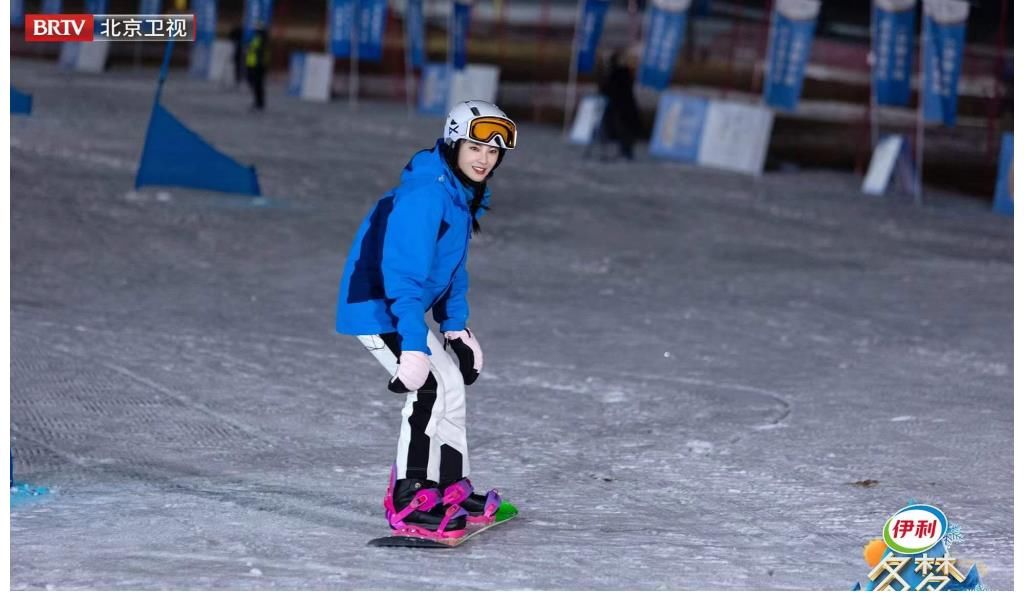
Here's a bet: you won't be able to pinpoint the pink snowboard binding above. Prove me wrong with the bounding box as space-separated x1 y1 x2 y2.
384 465 468 540
442 478 502 525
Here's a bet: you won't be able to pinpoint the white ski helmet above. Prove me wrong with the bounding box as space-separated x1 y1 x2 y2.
443 100 517 150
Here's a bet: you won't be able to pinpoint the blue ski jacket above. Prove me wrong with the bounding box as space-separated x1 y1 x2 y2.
335 140 488 354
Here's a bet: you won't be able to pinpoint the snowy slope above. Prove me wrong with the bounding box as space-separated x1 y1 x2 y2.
9 59 1012 589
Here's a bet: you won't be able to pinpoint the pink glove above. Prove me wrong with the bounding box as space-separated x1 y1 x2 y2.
387 351 431 393
444 329 482 385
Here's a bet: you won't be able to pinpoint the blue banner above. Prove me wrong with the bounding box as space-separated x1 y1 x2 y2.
638 1 690 91
243 0 273 43
193 0 217 44
329 0 355 58
11 0 24 27
418 63 451 115
649 92 709 162
189 40 211 77
59 42 80 69
763 1 819 111
451 1 472 70
922 4 968 126
139 0 161 15
576 0 611 74
288 52 305 96
358 0 388 62
406 0 426 68
41 0 62 15
993 132 1013 215
872 1 916 107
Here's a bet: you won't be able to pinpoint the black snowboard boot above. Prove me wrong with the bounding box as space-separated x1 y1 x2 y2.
386 474 467 537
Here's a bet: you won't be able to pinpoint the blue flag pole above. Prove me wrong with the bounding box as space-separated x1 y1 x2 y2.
869 2 878 147
914 10 925 206
154 40 175 106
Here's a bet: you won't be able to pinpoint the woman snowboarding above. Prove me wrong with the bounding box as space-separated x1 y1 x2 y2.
335 101 517 540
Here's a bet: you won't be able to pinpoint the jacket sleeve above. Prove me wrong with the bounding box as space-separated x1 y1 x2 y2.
433 255 469 332
382 188 443 354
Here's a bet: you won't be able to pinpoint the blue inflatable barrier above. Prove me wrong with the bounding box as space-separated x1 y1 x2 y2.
135 102 261 195
11 483 51 508
10 448 50 508
135 41 261 196
11 87 32 115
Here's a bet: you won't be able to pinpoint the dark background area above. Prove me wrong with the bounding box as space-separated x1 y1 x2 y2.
11 1 1015 200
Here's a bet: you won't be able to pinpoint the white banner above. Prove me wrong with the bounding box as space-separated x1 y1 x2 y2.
300 53 334 102
60 41 110 73
776 0 820 21
448 63 501 106
697 100 774 175
569 95 607 145
875 0 916 11
862 135 904 195
923 0 969 24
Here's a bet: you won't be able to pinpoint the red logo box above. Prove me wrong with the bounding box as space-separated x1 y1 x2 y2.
25 14 94 42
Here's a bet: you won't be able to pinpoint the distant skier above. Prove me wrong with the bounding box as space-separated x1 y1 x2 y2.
335 101 517 540
245 24 269 110
599 48 642 160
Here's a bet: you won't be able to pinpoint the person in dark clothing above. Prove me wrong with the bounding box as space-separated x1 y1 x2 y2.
246 27 269 110
599 49 642 160
229 25 244 87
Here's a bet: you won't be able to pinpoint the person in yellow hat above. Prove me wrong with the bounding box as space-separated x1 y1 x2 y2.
245 23 269 110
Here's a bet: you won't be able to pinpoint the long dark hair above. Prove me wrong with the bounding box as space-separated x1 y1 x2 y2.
442 140 503 234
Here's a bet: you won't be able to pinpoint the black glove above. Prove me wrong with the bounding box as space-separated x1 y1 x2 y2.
443 329 481 386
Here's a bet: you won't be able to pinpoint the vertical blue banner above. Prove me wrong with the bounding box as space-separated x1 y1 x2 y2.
41 0 62 14
450 1 472 70
576 0 611 74
993 132 1013 215
358 0 388 62
922 1 968 126
244 0 274 43
419 63 451 115
11 0 24 27
649 92 709 162
330 0 355 58
86 0 109 14
288 52 306 96
189 40 211 77
194 0 217 44
638 0 690 91
139 0 161 15
763 0 820 111
406 0 426 68
872 0 916 107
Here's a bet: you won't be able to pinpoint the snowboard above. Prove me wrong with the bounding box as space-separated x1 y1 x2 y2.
367 501 518 548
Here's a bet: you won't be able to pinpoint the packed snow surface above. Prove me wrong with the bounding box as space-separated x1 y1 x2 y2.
10 59 1012 589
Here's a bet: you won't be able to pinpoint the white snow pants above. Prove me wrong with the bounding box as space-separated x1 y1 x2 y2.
358 330 470 484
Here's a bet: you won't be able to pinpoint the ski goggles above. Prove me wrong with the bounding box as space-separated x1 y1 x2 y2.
468 116 517 149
